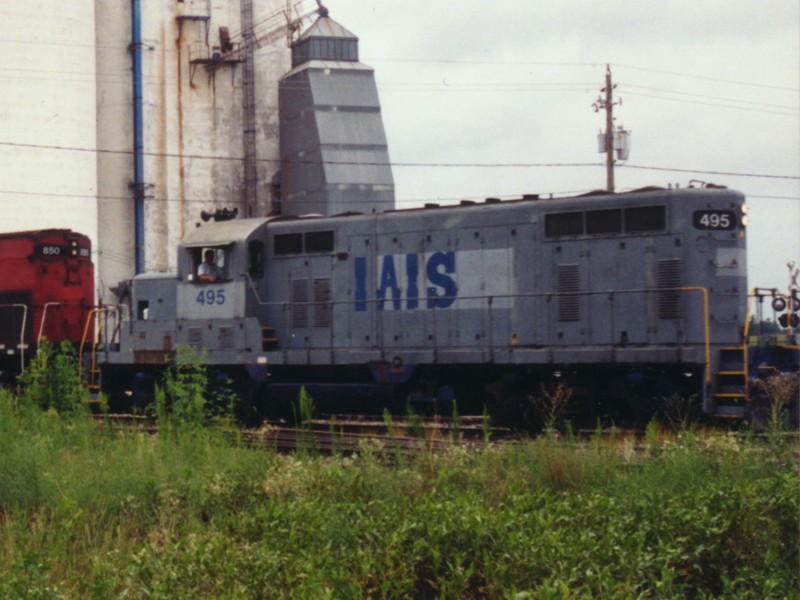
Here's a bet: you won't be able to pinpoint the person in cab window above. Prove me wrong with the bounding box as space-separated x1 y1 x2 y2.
197 249 220 282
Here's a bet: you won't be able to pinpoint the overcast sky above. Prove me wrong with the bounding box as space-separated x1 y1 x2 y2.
315 0 800 292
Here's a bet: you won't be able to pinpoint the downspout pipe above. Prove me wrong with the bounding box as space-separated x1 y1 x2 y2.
131 0 145 274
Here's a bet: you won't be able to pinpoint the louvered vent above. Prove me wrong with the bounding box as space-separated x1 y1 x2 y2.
656 259 684 319
187 327 203 349
218 326 234 350
557 264 580 322
292 278 309 328
313 278 332 328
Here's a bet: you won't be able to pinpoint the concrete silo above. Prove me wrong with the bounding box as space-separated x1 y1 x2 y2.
0 4 99 287
95 0 296 298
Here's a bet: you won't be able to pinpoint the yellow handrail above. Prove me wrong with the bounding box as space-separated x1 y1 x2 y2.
78 308 103 387
680 287 711 385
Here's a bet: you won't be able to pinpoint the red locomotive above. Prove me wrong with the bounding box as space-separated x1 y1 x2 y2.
0 229 94 377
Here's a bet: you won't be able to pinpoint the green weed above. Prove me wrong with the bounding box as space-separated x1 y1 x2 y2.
17 340 89 416
293 386 317 455
0 392 796 598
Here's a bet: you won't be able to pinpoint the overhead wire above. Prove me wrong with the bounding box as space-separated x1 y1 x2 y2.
620 90 799 117
612 63 799 93
620 84 798 112
0 140 797 181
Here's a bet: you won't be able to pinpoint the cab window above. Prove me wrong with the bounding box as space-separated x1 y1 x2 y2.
191 247 228 283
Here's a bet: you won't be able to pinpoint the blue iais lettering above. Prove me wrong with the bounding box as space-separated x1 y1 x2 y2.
406 253 419 310
426 251 457 309
354 251 458 311
354 256 367 311
377 255 402 310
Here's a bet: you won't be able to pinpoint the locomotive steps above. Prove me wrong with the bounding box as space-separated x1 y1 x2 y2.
712 346 748 418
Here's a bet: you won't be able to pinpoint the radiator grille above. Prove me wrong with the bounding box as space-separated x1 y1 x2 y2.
656 259 684 319
313 278 332 328
217 326 234 350
291 278 309 328
557 264 580 322
187 327 203 349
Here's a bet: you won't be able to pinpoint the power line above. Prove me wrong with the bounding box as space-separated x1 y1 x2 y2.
621 84 799 113
1 140 798 181
748 194 800 201
613 63 799 93
368 58 799 92
622 90 798 117
619 164 799 180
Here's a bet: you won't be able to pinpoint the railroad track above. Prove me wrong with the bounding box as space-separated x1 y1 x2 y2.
92 413 800 460
240 425 484 454
311 413 510 440
91 413 506 453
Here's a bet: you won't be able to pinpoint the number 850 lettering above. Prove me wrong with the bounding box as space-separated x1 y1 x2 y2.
196 289 225 306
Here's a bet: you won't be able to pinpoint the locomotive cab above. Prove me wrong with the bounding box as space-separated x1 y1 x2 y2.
170 217 273 363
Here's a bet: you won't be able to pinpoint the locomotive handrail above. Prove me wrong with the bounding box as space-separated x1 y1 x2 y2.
78 308 101 384
37 302 62 346
230 281 715 377
79 305 126 388
0 303 28 372
258 285 711 354
678 287 711 385
240 272 268 305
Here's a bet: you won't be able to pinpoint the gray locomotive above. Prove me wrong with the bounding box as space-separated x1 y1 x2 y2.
99 185 757 423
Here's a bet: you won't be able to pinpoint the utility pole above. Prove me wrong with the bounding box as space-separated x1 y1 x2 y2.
593 65 629 193
603 65 615 192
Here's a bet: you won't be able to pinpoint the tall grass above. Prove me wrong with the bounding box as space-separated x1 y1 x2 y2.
0 394 800 598
0 379 797 597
